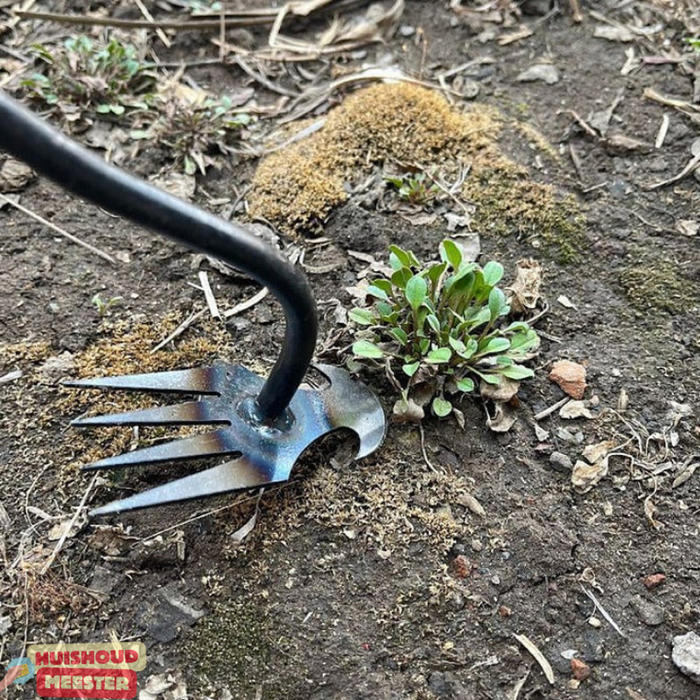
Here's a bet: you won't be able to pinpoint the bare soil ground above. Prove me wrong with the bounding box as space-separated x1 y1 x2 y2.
1 1 699 699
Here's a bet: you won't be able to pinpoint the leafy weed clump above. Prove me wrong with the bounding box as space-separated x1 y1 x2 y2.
142 96 251 175
21 35 154 124
349 240 540 419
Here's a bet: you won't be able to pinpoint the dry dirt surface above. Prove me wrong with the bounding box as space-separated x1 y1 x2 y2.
1 1 700 699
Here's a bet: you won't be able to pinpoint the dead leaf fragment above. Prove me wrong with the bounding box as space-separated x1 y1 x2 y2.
594 25 635 42
571 658 591 681
486 401 518 432
513 633 555 685
48 519 79 542
481 376 520 403
582 440 615 464
676 220 698 237
0 158 34 193
560 400 594 420
392 397 425 422
572 457 609 492
508 258 543 314
549 360 587 399
457 491 486 517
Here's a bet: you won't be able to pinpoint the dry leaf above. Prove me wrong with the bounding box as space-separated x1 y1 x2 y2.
457 491 486 517
560 400 595 419
557 295 577 309
0 158 34 193
508 258 543 314
48 519 79 542
572 457 609 492
481 376 520 402
392 397 425 422
672 462 697 488
594 25 635 42
582 440 615 464
513 633 555 684
486 402 518 432
231 511 258 544
676 220 698 236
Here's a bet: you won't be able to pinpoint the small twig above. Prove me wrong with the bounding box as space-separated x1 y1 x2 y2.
40 474 98 575
534 396 570 421
655 114 670 149
0 194 118 264
151 308 205 353
418 422 437 473
133 0 171 47
580 584 626 638
222 286 269 318
647 152 700 190
198 270 221 319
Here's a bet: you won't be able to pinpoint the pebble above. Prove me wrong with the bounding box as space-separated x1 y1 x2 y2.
140 586 205 643
631 595 665 626
549 451 573 473
549 360 587 399
554 427 585 445
39 352 76 384
399 25 416 37
673 631 700 684
516 64 560 85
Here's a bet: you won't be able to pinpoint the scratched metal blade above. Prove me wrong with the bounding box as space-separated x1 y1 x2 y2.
64 366 220 394
90 456 281 516
72 401 230 427
83 429 240 470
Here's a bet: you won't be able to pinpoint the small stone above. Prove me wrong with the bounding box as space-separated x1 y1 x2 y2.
588 616 602 628
673 631 700 684
571 658 590 681
554 427 585 444
399 25 416 37
0 158 34 192
516 64 560 85
549 360 587 399
453 555 472 579
631 595 665 626
642 573 666 589
470 538 483 552
549 451 573 473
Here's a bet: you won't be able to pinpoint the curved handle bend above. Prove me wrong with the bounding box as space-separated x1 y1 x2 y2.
0 90 318 421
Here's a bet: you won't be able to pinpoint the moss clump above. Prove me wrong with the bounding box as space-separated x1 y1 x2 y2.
620 258 698 313
462 160 585 262
249 82 584 260
249 82 501 235
184 602 270 694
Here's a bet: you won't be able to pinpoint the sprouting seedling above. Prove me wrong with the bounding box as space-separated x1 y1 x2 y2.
91 293 123 317
384 171 439 206
349 240 540 419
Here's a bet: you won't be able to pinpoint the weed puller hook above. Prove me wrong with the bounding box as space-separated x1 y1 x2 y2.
0 91 386 516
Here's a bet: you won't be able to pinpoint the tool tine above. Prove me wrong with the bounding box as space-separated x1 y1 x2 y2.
71 401 228 427
82 429 239 471
64 367 219 395
90 457 279 516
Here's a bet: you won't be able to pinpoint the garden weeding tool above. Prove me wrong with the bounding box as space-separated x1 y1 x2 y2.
0 91 386 516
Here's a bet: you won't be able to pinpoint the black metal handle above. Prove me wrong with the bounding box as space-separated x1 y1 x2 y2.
0 90 318 421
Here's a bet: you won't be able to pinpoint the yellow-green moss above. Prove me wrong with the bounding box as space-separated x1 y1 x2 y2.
462 161 585 262
249 82 584 261
620 258 698 313
249 82 501 235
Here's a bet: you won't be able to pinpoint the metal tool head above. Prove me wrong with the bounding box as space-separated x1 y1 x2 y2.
67 363 386 516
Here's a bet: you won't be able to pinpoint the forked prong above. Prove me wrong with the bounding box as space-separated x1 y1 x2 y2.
90 457 280 515
71 401 229 427
83 429 240 471
64 367 219 394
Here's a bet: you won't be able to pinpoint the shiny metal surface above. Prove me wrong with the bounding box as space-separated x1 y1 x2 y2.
68 363 386 515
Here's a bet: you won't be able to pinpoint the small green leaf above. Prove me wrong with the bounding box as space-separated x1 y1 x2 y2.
479 337 511 355
498 364 534 380
440 239 463 270
352 340 384 359
349 308 375 326
402 361 420 377
432 396 453 417
456 377 475 393
372 279 393 295
488 287 508 321
426 347 452 363
390 328 409 345
366 284 389 301
405 275 428 311
426 314 441 334
391 267 412 290
419 338 430 355
389 245 412 270
482 260 504 286
449 337 466 354
478 372 502 385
